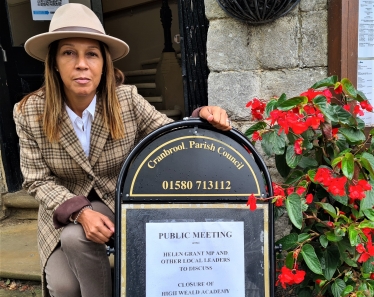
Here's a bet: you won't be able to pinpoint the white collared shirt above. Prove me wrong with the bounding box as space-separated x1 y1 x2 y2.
65 95 96 157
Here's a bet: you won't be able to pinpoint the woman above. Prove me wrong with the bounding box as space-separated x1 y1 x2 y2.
14 3 231 297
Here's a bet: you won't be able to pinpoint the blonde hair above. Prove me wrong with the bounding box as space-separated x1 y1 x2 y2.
18 40 125 142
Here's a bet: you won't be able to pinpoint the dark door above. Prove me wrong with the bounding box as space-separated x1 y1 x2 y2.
0 0 103 192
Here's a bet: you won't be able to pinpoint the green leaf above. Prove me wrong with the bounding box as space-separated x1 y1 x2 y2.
285 252 294 269
360 153 374 180
313 95 337 122
341 285 353 297
323 246 340 280
363 209 374 220
275 152 291 178
348 224 360 246
298 233 311 243
244 121 267 137
333 105 354 125
300 244 323 275
278 93 287 105
285 193 303 229
264 99 279 118
284 170 305 185
311 76 338 89
340 127 366 145
363 256 374 273
356 117 366 130
261 129 286 155
360 179 374 210
357 90 368 102
326 231 343 242
341 78 357 99
278 96 308 111
330 193 349 206
358 220 374 229
298 157 318 169
331 278 346 297
316 202 337 218
341 152 354 180
275 233 298 251
307 169 317 182
286 145 303 168
320 235 328 248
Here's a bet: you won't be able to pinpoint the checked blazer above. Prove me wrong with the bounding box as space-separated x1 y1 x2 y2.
13 84 172 273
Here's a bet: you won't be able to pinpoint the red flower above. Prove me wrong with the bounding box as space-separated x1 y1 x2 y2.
370 273 374 280
353 104 364 116
275 196 285 207
247 194 257 211
348 180 371 201
326 221 334 228
273 183 285 197
276 266 306 289
286 187 294 195
327 176 347 196
315 168 333 187
334 84 343 94
246 98 266 120
305 193 313 204
252 131 262 142
356 243 366 254
360 100 373 112
343 105 350 112
294 139 303 155
296 186 306 195
332 128 339 139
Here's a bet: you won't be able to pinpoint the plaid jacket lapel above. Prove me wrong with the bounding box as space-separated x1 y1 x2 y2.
58 108 93 174
89 97 109 167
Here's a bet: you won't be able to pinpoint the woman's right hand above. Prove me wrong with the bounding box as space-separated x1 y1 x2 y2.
75 208 115 244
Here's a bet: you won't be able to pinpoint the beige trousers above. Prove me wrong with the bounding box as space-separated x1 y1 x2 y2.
45 201 115 297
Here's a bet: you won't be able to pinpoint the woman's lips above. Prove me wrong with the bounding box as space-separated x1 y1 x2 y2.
74 78 90 84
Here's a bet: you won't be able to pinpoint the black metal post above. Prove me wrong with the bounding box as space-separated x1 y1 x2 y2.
160 0 175 52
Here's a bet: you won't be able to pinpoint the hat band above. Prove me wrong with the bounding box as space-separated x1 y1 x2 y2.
52 26 104 34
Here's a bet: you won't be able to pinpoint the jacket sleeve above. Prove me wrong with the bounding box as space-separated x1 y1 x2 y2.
13 102 78 213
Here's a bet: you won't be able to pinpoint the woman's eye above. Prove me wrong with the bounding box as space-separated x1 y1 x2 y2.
63 50 74 56
88 52 98 57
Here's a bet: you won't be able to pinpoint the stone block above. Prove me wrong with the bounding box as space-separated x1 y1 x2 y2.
300 0 328 12
260 67 328 99
207 19 259 71
208 71 261 120
257 16 299 69
300 11 328 67
204 0 228 20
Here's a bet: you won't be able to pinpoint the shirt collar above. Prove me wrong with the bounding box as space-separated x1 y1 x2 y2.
65 95 97 121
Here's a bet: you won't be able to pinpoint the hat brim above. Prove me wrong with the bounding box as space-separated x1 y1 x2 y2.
25 31 129 62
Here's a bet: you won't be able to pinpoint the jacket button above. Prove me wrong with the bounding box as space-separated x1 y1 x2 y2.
87 174 93 181
102 193 108 200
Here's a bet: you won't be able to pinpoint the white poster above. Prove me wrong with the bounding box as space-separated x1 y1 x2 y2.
358 0 374 125
30 0 69 21
146 221 245 297
358 59 374 125
358 0 374 58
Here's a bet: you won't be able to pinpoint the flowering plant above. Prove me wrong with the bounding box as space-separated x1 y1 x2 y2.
245 76 374 297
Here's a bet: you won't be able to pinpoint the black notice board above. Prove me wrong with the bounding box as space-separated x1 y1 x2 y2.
115 120 275 297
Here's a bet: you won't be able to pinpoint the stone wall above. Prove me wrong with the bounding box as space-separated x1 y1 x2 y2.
204 0 329 239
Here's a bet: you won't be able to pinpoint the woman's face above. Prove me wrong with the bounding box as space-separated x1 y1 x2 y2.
56 37 104 102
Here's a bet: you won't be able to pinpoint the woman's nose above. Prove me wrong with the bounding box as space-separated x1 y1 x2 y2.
75 55 88 69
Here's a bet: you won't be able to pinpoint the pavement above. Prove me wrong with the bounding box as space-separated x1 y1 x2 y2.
0 219 42 297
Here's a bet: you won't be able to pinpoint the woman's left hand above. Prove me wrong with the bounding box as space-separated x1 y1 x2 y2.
199 106 231 131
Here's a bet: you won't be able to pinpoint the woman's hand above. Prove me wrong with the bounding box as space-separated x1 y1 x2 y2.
199 106 231 131
75 208 114 244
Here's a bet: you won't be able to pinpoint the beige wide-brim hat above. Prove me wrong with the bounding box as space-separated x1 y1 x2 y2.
24 3 129 62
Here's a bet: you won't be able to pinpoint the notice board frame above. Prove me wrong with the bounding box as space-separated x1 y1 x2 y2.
114 119 275 297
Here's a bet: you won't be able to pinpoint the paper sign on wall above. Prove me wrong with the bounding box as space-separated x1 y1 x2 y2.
30 0 68 21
